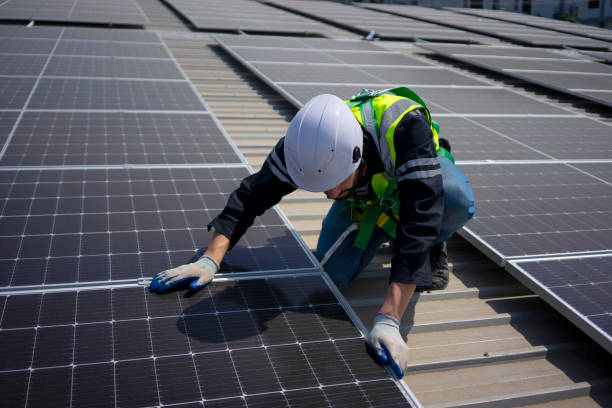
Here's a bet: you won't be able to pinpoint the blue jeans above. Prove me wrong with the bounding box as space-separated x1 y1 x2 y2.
315 157 476 291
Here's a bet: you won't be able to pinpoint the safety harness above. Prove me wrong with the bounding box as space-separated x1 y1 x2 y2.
346 87 454 250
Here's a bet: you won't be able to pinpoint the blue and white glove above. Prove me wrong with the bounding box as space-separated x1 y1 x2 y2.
366 313 410 378
150 255 219 294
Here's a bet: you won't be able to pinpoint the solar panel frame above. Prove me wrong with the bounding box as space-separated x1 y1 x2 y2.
508 255 612 354
0 273 421 407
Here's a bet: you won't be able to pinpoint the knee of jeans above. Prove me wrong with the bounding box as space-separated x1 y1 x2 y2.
322 258 356 292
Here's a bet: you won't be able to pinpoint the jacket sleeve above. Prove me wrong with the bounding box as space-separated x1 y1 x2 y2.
207 138 297 249
390 109 444 285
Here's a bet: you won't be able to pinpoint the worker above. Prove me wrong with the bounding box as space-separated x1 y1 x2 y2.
150 89 476 378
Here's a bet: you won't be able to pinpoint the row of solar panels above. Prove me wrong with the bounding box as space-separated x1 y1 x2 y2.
2 0 611 49
0 25 319 286
0 23 420 408
212 33 612 354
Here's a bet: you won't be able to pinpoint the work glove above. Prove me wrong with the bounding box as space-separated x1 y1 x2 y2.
149 255 219 294
366 313 409 378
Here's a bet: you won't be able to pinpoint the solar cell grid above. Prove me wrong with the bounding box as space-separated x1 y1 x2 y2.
28 78 207 111
421 43 612 109
450 8 612 43
510 256 612 353
43 55 183 79
461 163 612 262
55 40 171 58
0 0 149 26
573 163 612 184
470 117 612 160
265 0 493 43
163 0 341 36
0 276 414 407
1 112 241 166
0 25 63 40
0 111 19 148
0 167 315 287
0 38 56 54
0 76 37 109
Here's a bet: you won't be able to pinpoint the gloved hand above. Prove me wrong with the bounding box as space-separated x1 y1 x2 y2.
150 255 219 294
366 313 409 378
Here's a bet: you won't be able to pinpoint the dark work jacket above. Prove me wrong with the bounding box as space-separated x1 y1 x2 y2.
208 109 443 286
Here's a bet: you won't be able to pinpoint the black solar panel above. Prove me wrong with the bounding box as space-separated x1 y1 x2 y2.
0 0 149 27
55 40 171 58
1 112 241 166
0 275 416 406
28 78 206 111
43 56 184 79
162 0 342 37
265 0 494 43
574 162 612 184
0 77 37 109
0 167 316 287
0 112 19 148
460 163 612 264
509 256 612 353
421 43 612 109
470 117 612 160
448 7 612 44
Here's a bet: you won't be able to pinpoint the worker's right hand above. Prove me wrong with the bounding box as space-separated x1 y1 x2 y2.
150 255 220 294
366 313 409 378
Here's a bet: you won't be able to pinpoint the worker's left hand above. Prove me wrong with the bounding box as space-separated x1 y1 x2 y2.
366 313 409 378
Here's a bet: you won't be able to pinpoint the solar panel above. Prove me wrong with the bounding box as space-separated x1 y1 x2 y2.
0 77 37 109
0 167 317 287
214 35 573 117
361 4 610 49
420 43 612 109
0 274 417 407
43 56 184 79
449 7 612 43
574 162 612 184
0 54 47 76
432 116 549 161
28 78 206 111
470 117 612 160
459 162 612 264
1 112 242 166
161 0 344 37
0 38 56 54
509 255 612 353
55 40 171 58
0 111 20 148
264 0 494 43
0 0 150 27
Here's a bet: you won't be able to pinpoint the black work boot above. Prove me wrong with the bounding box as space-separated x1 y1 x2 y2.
424 242 449 291
439 137 451 153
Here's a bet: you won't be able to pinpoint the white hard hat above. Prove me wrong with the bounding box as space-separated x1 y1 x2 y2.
284 94 363 192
